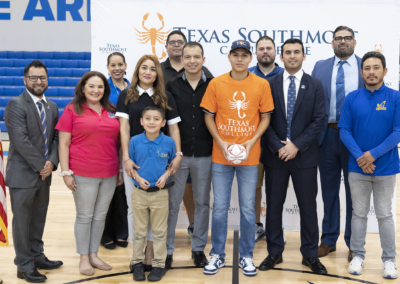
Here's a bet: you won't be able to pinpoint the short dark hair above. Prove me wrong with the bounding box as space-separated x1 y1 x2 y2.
281 38 304 54
24 60 48 76
256 36 276 49
166 30 187 44
333 26 355 38
142 104 166 120
361 51 386 69
182 42 204 57
107 52 126 65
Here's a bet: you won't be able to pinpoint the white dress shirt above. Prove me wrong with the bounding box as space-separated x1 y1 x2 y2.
329 53 358 123
26 89 47 115
136 85 154 97
283 69 304 115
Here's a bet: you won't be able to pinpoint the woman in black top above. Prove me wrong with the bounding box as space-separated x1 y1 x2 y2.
116 55 182 270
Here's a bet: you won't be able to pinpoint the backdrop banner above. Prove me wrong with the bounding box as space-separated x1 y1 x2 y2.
92 0 400 232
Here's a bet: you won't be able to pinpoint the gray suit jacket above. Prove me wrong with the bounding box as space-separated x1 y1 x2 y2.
5 90 59 188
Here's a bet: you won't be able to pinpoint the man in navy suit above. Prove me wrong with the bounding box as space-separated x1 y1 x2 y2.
259 39 327 274
311 26 364 261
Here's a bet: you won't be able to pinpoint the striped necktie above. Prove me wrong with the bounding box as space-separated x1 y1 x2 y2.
37 100 48 159
336 60 347 122
287 75 296 140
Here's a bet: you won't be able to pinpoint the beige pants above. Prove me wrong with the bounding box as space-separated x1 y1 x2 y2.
131 186 169 268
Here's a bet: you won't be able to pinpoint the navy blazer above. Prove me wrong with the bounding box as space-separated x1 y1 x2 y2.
261 72 325 169
311 55 364 144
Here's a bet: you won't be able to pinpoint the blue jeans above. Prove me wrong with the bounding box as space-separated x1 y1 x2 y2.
210 163 258 258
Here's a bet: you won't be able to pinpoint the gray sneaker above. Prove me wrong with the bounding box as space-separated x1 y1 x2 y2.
255 223 265 242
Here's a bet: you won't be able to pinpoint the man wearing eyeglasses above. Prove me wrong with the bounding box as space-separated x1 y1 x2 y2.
161 30 213 84
5 60 61 283
311 26 364 261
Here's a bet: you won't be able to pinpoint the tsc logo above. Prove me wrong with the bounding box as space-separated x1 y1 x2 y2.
135 12 171 60
374 44 384 53
229 92 250 119
377 101 387 111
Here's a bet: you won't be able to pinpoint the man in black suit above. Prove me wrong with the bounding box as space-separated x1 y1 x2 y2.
5 60 62 283
259 39 327 274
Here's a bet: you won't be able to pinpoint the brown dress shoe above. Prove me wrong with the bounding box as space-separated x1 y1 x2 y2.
348 249 353 262
317 243 336 257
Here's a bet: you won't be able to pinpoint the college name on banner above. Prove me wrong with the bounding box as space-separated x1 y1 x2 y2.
91 0 400 232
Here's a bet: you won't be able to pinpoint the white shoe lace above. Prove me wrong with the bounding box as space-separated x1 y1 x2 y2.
241 257 254 268
209 254 220 266
384 261 397 272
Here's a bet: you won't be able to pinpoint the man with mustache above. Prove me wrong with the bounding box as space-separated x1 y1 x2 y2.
5 60 61 283
249 36 284 243
339 51 399 279
311 26 364 261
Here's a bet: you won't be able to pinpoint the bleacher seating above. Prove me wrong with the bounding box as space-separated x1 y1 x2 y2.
0 51 91 132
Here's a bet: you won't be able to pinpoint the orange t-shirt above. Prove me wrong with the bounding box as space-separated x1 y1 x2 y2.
200 72 274 166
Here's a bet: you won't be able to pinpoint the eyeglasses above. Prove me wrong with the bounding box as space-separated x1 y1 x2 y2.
168 40 186 46
334 36 354 43
25 76 49 82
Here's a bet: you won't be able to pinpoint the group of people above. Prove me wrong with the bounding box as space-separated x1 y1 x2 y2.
5 25 398 283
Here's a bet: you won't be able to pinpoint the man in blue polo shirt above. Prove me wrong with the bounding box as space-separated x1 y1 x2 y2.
248 36 284 243
339 51 399 279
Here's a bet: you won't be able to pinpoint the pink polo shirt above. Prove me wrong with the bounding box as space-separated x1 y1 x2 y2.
56 104 120 178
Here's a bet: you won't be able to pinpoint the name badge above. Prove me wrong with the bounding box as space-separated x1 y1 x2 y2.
301 85 306 89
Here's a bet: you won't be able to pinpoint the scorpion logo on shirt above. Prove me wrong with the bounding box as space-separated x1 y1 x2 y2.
135 12 171 60
229 92 250 119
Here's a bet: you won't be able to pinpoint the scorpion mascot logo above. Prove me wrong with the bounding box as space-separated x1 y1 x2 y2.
374 44 384 53
135 12 171 60
229 92 250 119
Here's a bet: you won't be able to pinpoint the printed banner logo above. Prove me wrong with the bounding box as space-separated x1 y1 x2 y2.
261 202 266 217
229 92 250 119
135 12 171 60
374 44 384 53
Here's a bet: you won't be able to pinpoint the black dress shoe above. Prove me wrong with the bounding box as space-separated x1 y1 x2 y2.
165 254 173 270
116 240 128 248
191 251 208 267
144 264 152 272
104 241 116 250
17 268 47 283
147 267 166 282
132 263 146 281
259 254 283 271
35 257 63 270
302 257 328 275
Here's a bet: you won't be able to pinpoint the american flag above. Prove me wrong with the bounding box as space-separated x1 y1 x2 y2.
0 132 7 246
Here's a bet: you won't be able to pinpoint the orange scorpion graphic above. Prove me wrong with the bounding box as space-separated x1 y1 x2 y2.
135 12 171 60
374 44 384 53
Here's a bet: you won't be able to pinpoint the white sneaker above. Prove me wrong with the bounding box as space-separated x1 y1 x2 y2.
203 254 225 275
348 256 364 275
383 261 398 279
239 257 257 276
255 223 265 242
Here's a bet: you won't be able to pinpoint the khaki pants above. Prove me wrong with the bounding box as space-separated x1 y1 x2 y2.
131 186 168 268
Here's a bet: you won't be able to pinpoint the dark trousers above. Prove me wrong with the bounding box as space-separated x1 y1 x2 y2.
10 178 49 272
101 183 129 244
265 160 319 258
319 128 352 248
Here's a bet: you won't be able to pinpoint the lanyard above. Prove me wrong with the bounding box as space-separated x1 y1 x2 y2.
112 80 127 95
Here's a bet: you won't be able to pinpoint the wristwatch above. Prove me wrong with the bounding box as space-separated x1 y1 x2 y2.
175 152 183 157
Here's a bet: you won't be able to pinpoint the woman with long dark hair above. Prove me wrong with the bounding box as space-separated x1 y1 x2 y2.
57 71 121 276
116 55 182 271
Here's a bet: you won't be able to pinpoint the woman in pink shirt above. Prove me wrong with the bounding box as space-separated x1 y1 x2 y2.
56 71 121 276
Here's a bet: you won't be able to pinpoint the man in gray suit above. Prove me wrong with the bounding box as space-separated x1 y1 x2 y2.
5 60 62 283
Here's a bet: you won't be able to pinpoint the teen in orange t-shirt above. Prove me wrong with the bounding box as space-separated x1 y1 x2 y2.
200 40 274 277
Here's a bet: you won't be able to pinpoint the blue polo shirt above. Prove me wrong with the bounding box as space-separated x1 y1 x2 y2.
129 132 176 187
339 84 400 176
108 77 130 106
248 63 284 80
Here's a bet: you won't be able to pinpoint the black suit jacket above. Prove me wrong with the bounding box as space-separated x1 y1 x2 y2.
261 72 325 169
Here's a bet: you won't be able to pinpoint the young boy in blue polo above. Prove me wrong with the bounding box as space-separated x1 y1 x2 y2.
128 105 176 282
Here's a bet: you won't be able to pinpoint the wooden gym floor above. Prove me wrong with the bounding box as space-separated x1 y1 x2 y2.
0 141 399 284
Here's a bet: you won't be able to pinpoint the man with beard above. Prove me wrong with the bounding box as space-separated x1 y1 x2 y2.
339 52 399 279
311 26 364 261
249 36 284 243
5 60 61 283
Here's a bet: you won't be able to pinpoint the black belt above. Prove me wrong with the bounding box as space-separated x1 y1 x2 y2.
135 181 174 192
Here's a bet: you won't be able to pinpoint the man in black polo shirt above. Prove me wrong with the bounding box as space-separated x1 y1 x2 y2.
161 30 212 85
165 42 213 269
